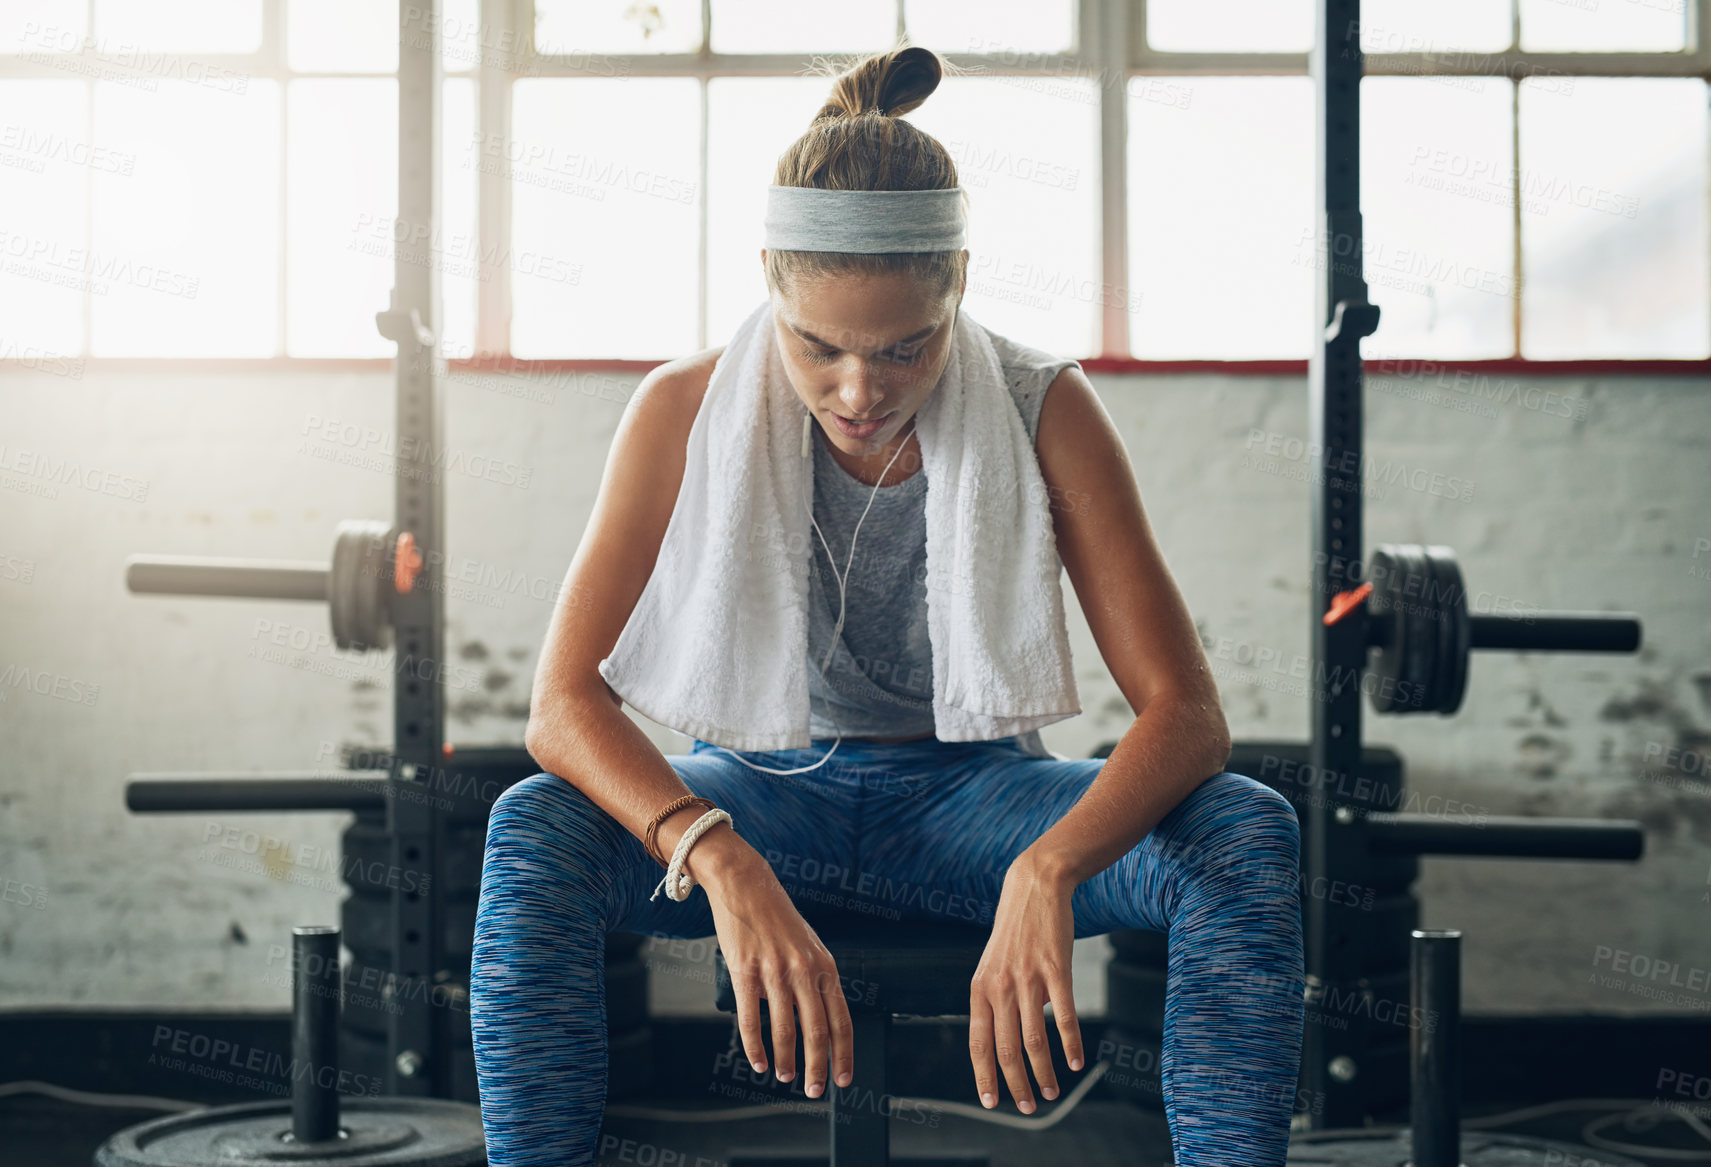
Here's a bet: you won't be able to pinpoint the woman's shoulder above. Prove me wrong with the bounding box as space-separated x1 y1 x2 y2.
983 330 1083 446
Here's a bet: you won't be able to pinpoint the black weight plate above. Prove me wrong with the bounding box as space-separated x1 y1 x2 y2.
607 1025 653 1100
1399 544 1438 713
338 1028 480 1106
1430 545 1470 715
1091 1023 1165 1111
1104 961 1165 1035
341 891 475 962
343 818 483 897
1365 547 1405 714
1287 1132 1647 1165
1365 852 1420 895
1362 892 1419 973
608 931 646 962
93 1096 486 1167
1107 929 1168 962
344 957 647 1040
1426 544 1456 714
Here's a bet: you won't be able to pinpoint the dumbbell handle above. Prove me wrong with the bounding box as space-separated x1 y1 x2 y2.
125 554 330 602
1469 611 1640 654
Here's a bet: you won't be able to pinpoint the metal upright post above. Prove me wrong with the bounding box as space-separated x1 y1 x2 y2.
377 0 448 1098
291 926 342 1143
1410 930 1463 1167
1304 0 1382 1130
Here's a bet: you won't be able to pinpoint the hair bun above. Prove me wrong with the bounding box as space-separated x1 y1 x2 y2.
817 44 944 124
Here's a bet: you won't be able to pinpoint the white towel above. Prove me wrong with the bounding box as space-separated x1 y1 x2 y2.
597 297 1081 751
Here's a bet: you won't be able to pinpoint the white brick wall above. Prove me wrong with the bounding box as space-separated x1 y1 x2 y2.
1 363 1706 1017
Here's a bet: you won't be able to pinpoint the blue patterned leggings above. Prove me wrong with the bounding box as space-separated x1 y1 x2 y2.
471 734 1305 1166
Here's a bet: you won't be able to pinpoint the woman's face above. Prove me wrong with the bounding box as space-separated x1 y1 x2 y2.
764 258 964 461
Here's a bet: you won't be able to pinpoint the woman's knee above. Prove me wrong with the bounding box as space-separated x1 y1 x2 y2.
1173 771 1301 896
485 773 627 871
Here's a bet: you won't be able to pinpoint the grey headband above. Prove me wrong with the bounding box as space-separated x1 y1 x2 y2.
763 185 966 253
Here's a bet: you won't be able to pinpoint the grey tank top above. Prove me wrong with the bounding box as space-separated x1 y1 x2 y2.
805 332 1081 742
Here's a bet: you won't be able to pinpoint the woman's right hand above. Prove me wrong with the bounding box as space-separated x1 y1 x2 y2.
695 837 855 1099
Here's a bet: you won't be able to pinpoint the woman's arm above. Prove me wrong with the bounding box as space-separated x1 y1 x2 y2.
1016 364 1232 889
525 350 859 1097
967 364 1234 1115
522 345 755 887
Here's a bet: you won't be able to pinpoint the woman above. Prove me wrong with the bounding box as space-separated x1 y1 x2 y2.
471 44 1304 1167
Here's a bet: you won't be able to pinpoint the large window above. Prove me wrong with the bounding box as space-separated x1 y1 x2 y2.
0 0 1705 362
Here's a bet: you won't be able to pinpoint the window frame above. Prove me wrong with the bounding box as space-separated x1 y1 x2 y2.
1 0 1707 372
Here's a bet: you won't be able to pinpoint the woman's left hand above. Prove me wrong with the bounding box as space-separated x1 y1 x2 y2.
969 853 1086 1113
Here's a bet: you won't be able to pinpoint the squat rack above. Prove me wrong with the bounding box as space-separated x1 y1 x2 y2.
1296 0 1644 1132
114 0 1651 1130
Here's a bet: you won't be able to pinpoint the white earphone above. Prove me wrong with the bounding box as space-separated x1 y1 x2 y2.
708 409 917 776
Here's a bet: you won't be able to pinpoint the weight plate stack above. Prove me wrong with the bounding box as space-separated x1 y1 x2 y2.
339 811 653 1102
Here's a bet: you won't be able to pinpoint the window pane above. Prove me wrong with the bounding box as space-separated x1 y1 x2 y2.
442 77 478 358
907 0 1074 56
1519 0 1686 52
536 0 702 55
91 79 280 356
0 81 87 356
1357 0 1513 54
907 77 1101 356
1 0 86 54
710 0 895 55
1129 77 1314 359
94 0 262 53
287 79 397 357
290 0 398 73
1147 0 1311 53
439 0 480 72
1360 77 1515 359
1520 78 1707 359
707 77 829 343
510 79 699 358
